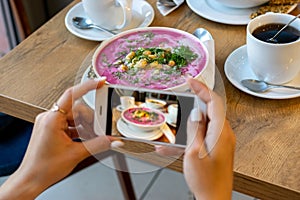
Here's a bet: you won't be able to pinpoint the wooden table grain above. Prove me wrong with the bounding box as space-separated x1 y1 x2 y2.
0 1 299 199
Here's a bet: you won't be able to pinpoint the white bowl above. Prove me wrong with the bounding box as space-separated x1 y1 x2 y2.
145 98 167 109
121 107 166 131
214 0 269 8
92 27 209 92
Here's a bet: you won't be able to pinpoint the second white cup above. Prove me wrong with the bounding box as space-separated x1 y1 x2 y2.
120 96 135 110
168 104 178 124
82 0 132 30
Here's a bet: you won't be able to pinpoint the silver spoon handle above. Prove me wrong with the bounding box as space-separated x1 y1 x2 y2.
91 25 116 35
270 83 300 91
269 14 300 41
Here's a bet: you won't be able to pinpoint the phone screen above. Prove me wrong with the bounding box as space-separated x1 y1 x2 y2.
102 86 197 146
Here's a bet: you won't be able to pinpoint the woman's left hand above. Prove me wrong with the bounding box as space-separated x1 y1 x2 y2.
0 79 116 200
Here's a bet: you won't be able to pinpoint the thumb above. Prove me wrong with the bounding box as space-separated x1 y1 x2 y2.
186 108 208 158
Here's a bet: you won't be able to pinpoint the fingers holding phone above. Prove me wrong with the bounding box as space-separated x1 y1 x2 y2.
184 78 235 200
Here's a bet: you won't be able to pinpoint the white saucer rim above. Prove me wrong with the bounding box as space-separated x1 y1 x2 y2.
65 1 155 41
163 113 177 127
117 119 163 140
116 105 124 112
116 105 138 112
186 0 257 25
224 45 300 99
166 119 177 127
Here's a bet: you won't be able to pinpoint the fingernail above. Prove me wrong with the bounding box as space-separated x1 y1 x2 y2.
186 77 195 92
191 108 202 122
185 74 193 80
96 77 107 88
111 141 124 148
95 76 107 81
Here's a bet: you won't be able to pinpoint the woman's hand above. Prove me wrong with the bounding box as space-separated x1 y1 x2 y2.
0 79 119 200
184 78 236 200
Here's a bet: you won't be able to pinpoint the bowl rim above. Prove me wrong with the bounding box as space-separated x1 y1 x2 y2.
121 107 166 129
92 26 209 91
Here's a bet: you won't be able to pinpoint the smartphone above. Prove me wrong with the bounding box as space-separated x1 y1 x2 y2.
94 84 203 147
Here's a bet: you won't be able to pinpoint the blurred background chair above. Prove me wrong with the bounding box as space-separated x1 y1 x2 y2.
0 0 72 179
0 113 33 176
9 0 72 40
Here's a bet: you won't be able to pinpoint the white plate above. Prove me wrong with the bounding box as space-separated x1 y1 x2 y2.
117 119 163 140
186 0 297 25
224 45 300 99
186 0 260 25
65 1 154 41
116 105 124 112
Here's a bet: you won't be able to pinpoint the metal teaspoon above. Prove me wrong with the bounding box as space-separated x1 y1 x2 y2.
241 79 300 93
268 14 300 43
72 17 116 36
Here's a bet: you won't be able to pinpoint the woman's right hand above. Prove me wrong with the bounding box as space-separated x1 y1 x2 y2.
184 78 236 200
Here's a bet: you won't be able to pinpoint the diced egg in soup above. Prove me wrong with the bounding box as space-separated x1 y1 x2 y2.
93 28 208 90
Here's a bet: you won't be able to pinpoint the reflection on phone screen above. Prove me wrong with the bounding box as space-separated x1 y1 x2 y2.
105 87 195 146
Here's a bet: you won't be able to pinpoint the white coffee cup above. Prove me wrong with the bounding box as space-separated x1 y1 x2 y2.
247 13 300 84
82 0 132 30
120 96 135 109
168 104 178 124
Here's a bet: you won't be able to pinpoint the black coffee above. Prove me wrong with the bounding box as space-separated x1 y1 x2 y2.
252 23 300 44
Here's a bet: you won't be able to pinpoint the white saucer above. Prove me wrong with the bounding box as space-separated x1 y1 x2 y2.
166 119 176 127
187 0 259 25
116 105 138 112
163 113 176 127
65 1 154 41
116 119 163 140
116 105 124 112
224 45 300 99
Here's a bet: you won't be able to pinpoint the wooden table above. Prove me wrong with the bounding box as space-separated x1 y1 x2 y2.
0 1 299 199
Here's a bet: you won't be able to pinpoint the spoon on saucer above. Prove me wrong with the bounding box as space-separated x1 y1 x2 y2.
241 79 300 93
267 14 300 43
72 17 116 36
